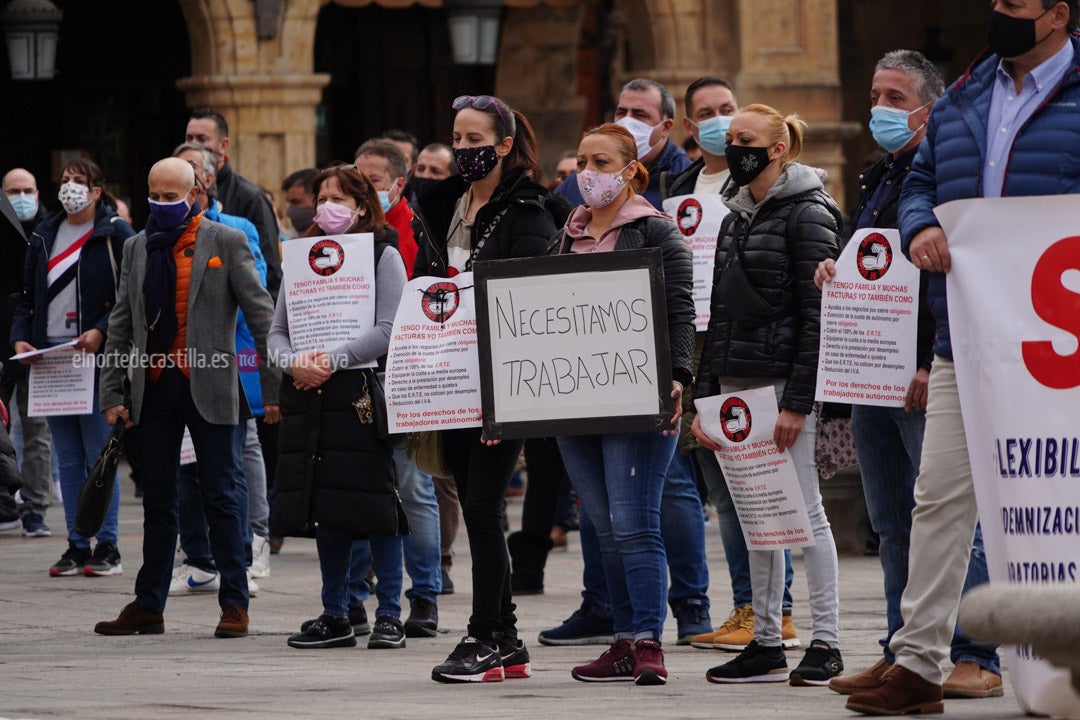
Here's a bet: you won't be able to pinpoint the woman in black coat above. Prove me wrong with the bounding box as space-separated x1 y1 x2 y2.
414 95 558 684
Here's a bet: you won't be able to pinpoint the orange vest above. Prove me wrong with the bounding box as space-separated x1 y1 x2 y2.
149 214 202 382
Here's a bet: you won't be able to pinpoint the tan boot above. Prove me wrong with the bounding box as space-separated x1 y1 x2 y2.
690 605 754 650
942 661 1003 698
829 657 890 695
214 605 249 638
846 665 944 715
781 612 801 649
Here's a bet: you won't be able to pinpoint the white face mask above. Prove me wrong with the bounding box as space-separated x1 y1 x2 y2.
615 116 660 161
58 181 92 215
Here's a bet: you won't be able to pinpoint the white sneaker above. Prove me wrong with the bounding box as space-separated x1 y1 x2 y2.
250 535 271 578
247 571 259 597
169 564 220 596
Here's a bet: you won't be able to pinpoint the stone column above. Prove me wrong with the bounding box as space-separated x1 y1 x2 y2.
177 0 329 200
734 0 860 208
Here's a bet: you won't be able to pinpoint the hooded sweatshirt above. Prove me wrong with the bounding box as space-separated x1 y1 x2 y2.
563 193 669 254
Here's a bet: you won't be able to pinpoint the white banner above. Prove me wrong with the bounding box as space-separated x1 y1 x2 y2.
662 193 728 331
282 233 376 366
938 195 1080 718
28 347 94 416
816 228 919 407
384 273 482 433
695 387 815 550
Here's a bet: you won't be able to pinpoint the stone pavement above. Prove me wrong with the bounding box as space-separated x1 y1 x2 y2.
0 473 1027 720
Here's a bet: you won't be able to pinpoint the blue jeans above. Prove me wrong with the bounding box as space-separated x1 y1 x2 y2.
696 446 794 609
134 368 247 612
47 392 118 547
558 431 674 642
852 404 999 671
176 428 252 571
341 535 405 619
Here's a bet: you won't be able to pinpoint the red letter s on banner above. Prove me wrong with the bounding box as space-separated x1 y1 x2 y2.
1022 236 1080 389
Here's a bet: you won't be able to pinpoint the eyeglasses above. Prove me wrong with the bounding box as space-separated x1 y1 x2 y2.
452 95 510 136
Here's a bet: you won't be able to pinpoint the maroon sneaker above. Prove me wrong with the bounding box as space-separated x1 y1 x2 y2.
571 639 636 682
633 639 667 685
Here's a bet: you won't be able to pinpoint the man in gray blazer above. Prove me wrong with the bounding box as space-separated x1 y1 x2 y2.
94 157 276 639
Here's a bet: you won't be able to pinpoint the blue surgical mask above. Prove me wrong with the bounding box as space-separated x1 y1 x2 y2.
869 103 928 154
7 192 37 221
377 190 392 213
690 115 733 156
147 197 192 230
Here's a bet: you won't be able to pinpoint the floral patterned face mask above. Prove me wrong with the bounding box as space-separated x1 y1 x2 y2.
576 162 632 208
452 145 500 183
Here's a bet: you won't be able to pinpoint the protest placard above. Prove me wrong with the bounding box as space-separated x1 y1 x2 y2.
661 193 729 330
281 233 376 366
474 249 672 439
695 386 815 550
939 195 1080 717
27 347 94 416
384 273 482 433
816 228 920 407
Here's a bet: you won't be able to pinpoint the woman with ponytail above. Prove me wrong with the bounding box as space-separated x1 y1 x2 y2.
414 95 558 684
556 123 694 686
691 103 844 686
11 158 134 577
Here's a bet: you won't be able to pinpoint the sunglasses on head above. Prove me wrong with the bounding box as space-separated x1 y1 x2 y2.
452 95 510 136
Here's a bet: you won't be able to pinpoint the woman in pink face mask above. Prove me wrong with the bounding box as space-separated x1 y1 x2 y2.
267 164 411 651
555 123 694 686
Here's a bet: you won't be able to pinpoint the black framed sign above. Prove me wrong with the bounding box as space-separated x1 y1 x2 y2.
474 248 673 439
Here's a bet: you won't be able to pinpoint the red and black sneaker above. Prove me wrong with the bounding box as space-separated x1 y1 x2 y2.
633 639 668 685
571 639 636 682
498 636 532 679
431 636 504 683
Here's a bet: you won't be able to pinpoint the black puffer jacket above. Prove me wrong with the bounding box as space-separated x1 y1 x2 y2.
411 166 559 278
696 163 841 414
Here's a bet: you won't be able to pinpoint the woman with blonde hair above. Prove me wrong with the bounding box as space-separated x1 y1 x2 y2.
691 104 844 686
556 123 694 686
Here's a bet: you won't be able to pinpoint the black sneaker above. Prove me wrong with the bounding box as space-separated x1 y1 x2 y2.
49 543 90 577
431 636 504 683
288 614 357 649
496 635 531 679
706 640 788 683
440 565 454 595
789 640 844 686
348 604 371 636
368 617 406 649
404 597 439 638
84 543 123 577
537 605 614 646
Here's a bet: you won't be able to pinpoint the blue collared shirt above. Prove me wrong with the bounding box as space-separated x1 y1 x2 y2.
983 39 1074 197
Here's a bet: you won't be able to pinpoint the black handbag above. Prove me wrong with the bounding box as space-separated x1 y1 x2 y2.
74 421 125 537
716 228 778 325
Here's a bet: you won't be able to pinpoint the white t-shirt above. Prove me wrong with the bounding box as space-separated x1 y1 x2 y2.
694 168 730 196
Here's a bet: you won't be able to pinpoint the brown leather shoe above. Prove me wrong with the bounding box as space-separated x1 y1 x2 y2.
846 664 944 715
829 657 891 695
94 602 164 635
214 605 249 638
942 661 1003 699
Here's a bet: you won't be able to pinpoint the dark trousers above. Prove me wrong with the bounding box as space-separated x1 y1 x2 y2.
519 437 565 542
443 426 522 640
134 368 247 613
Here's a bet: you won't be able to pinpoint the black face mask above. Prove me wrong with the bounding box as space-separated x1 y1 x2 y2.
452 145 500 183
987 7 1053 59
725 144 773 186
407 176 440 199
287 204 315 233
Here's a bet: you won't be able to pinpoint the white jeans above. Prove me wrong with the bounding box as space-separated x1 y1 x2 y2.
890 358 979 684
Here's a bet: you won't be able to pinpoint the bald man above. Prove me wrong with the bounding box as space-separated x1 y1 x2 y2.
95 157 275 640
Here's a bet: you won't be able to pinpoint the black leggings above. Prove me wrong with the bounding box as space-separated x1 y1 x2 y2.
443 427 523 640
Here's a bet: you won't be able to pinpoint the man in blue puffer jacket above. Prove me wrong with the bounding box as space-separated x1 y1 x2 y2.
847 2 1080 715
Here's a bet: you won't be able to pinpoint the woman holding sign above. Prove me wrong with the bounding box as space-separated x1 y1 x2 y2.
11 158 134 577
268 164 410 650
691 104 844 686
554 123 694 685
412 95 560 683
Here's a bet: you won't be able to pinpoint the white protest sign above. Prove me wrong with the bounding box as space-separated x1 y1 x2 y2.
282 233 376 367
662 193 728 331
27 347 94 416
938 195 1080 718
475 251 670 437
384 273 482 433
695 386 815 549
816 228 920 407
